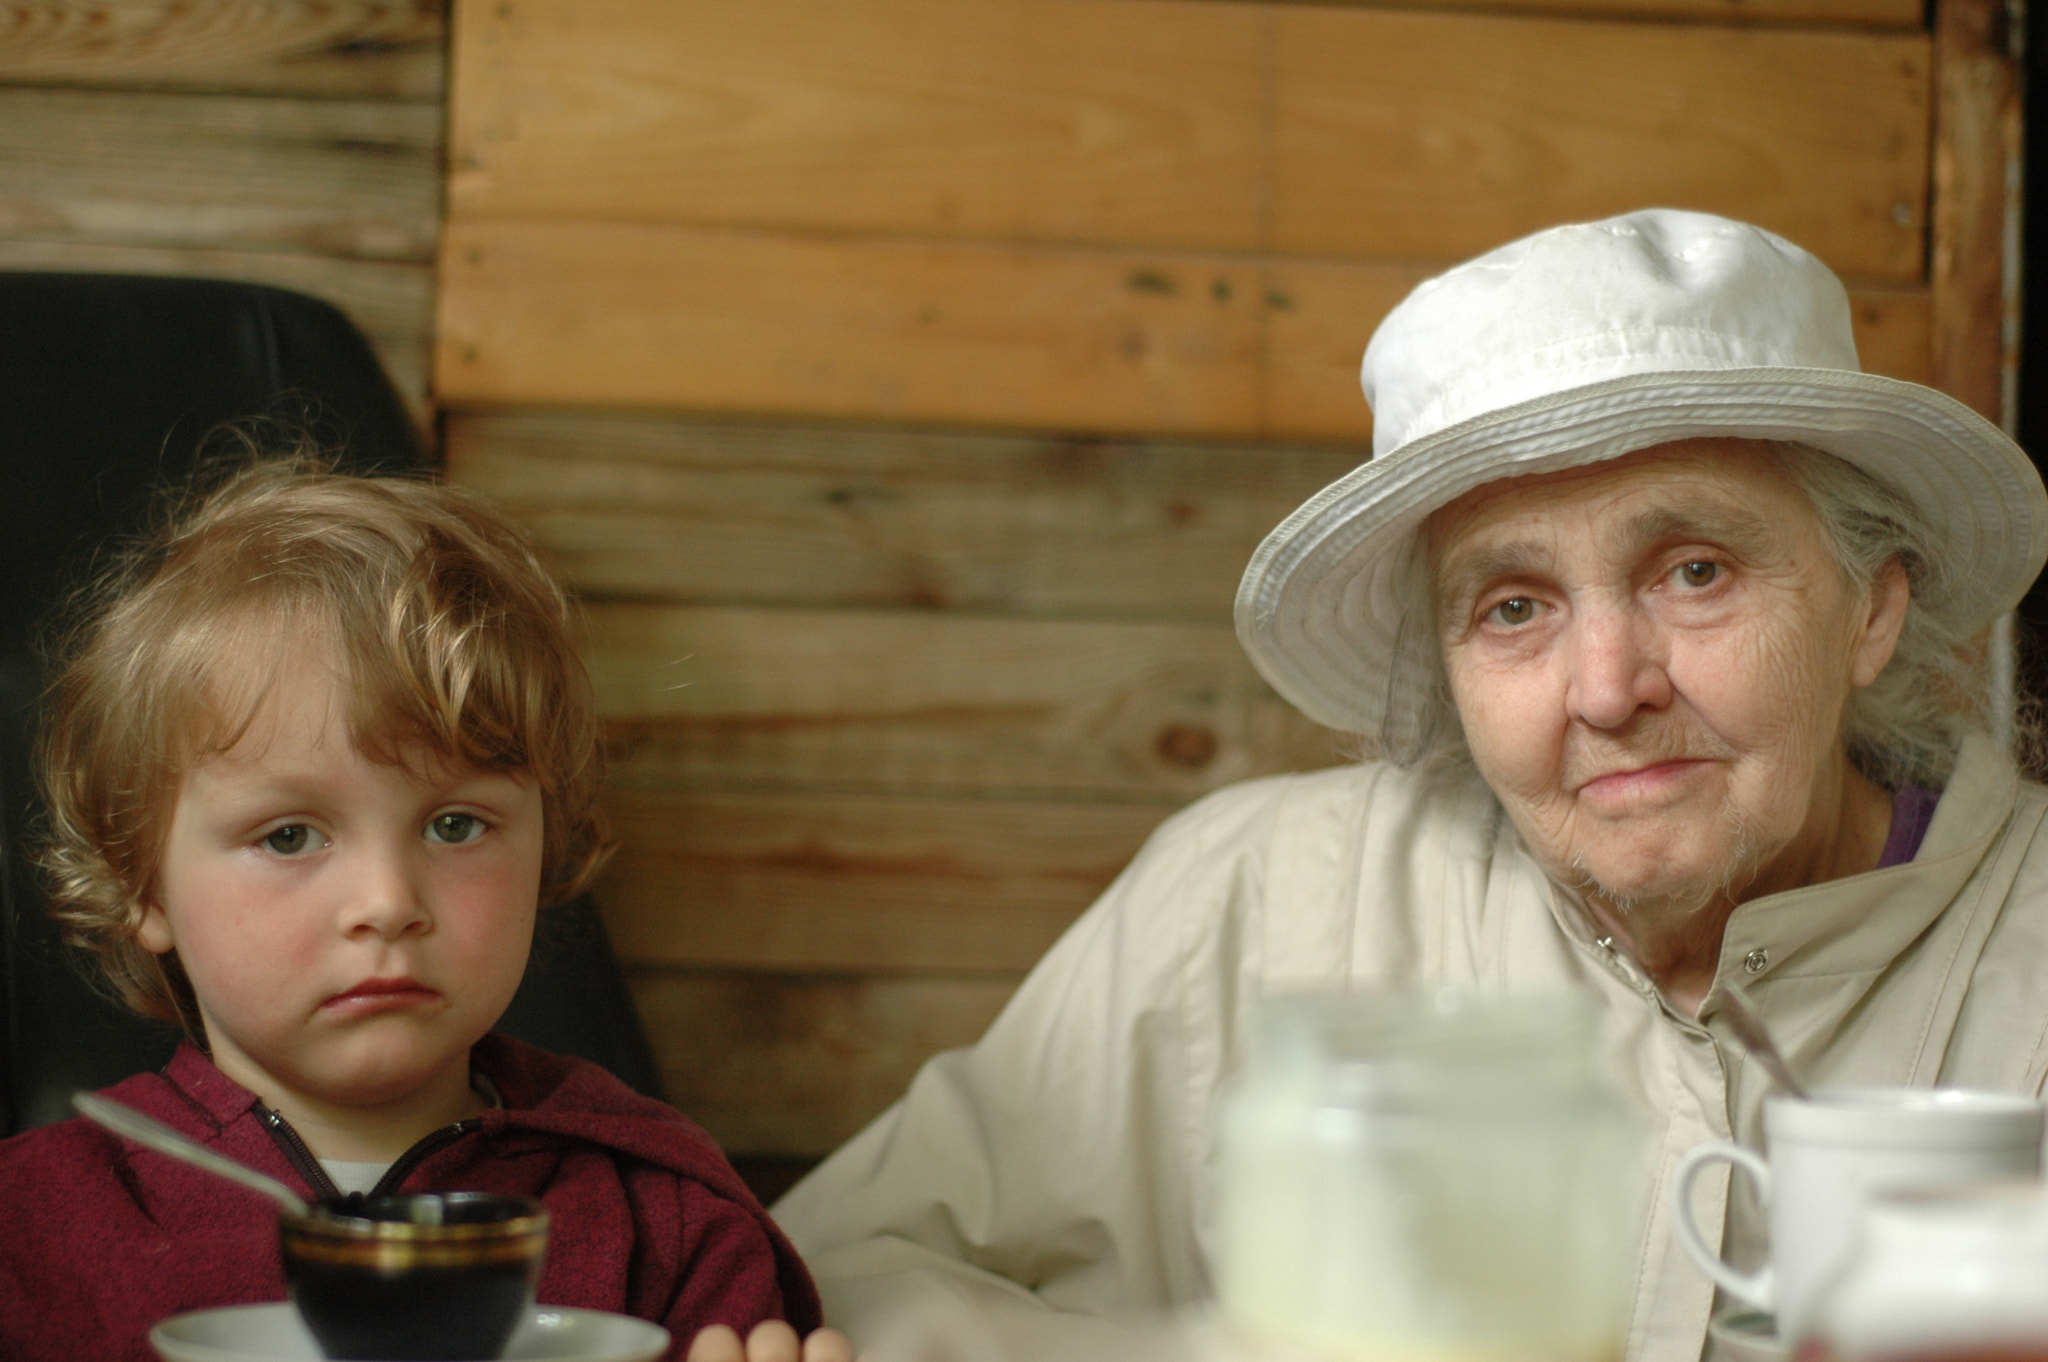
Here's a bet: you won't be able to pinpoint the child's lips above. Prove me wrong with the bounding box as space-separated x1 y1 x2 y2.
322 977 439 1016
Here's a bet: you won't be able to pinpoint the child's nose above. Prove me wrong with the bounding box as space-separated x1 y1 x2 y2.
342 848 431 938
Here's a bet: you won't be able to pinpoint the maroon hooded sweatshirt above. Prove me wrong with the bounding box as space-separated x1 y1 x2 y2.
0 1034 821 1361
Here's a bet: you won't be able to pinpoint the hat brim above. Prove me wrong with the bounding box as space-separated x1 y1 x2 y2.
1234 367 2048 736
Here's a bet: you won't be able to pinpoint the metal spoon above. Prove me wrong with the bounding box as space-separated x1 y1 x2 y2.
73 1090 310 1217
1717 983 1809 1100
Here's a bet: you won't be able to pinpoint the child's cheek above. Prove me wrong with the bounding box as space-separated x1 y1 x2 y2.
437 857 539 950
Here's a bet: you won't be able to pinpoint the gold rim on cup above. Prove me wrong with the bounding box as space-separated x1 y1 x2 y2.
282 1197 548 1272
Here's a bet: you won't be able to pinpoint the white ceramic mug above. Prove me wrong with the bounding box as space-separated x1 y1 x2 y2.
1671 1088 2044 1342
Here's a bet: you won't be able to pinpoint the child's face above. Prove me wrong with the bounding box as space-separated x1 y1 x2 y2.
136 648 543 1122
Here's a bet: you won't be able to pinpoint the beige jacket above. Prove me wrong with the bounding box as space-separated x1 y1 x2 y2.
774 735 2048 1361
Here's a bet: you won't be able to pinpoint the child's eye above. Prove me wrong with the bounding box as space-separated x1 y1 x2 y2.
263 825 325 856
426 812 486 845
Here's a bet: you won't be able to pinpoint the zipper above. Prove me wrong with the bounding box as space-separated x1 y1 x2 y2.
258 1107 482 1208
259 1107 342 1204
369 1120 478 1198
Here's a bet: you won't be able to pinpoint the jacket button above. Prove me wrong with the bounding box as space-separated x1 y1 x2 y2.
1743 948 1769 974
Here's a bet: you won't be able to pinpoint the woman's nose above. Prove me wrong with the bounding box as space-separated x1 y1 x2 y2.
1565 606 1672 729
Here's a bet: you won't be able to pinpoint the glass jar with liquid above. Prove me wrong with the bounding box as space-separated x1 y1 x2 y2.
1215 989 1642 1362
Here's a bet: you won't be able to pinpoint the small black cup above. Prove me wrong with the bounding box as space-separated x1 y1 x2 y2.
281 1192 548 1361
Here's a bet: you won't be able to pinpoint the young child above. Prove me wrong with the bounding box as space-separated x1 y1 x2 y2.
0 456 848 1362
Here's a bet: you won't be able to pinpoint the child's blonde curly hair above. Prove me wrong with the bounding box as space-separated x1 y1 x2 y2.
36 451 612 1031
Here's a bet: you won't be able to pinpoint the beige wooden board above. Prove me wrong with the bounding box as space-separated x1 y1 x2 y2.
450 0 1265 254
0 239 434 425
438 222 1932 439
0 86 441 261
1270 9 1929 280
586 603 1343 799
450 0 1925 279
0 1 444 97
627 969 1020 1157
438 222 1269 435
445 410 1361 621
598 787 1166 973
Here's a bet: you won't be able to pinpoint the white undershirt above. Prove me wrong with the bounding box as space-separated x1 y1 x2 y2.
318 1157 388 1196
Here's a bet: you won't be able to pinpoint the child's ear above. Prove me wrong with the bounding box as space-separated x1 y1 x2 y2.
133 899 176 955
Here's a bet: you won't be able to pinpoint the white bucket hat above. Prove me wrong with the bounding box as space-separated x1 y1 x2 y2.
1234 208 2048 740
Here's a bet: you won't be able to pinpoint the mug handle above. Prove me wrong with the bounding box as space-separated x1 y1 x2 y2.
1670 1140 1775 1313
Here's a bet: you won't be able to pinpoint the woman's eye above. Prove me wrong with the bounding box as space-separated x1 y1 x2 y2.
262 825 324 856
427 812 486 845
1674 561 1720 588
1487 596 1540 627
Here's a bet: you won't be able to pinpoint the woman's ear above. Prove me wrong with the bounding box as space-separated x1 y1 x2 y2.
1851 556 1911 689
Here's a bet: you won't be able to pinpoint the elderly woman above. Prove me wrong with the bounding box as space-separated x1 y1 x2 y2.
771 211 2048 1362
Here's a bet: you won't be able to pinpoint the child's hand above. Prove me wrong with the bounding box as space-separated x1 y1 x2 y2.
687 1321 855 1362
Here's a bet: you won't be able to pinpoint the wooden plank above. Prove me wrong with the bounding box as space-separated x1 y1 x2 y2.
1271 9 1930 282
0 239 434 426
436 221 1267 435
1314 0 1922 25
449 0 1266 253
1928 0 2017 424
0 87 441 261
449 0 1927 279
1261 260 1427 442
438 222 1932 441
597 787 1167 973
0 1 444 98
1845 286 1937 389
445 410 1360 621
585 603 1343 799
626 969 1019 1157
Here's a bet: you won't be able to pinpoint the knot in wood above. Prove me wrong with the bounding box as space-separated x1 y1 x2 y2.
1154 723 1219 770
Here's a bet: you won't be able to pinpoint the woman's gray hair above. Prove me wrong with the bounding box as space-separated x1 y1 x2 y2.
1367 440 1985 789
1772 441 1986 789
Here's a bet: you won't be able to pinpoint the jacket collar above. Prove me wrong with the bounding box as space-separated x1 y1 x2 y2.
1710 732 2016 987
161 1040 264 1133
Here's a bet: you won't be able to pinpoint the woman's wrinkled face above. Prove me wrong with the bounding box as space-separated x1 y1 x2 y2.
1427 439 1904 911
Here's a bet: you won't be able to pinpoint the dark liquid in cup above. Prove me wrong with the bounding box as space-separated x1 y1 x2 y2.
290 1262 531 1361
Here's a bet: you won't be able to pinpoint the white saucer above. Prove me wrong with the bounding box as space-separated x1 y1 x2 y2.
150 1302 670 1362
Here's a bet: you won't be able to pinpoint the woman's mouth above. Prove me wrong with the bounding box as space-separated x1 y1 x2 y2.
1577 758 1712 807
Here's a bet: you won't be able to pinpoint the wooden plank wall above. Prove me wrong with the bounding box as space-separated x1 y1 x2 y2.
439 0 2018 1181
0 1 447 426
450 411 1356 1172
441 0 1943 441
